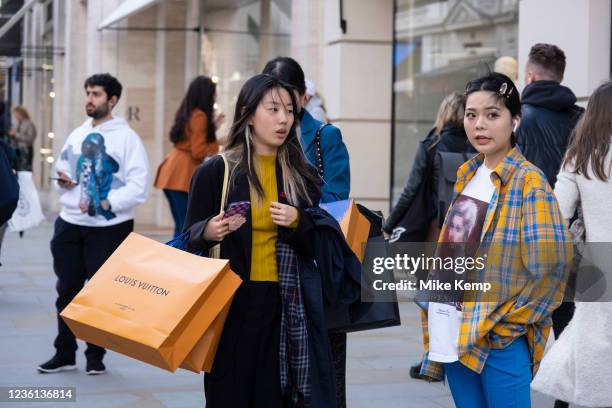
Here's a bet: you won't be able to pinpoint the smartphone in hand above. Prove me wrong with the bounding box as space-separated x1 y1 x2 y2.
49 176 77 183
223 201 250 219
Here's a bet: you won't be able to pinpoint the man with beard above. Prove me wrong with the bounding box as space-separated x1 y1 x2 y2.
38 73 149 375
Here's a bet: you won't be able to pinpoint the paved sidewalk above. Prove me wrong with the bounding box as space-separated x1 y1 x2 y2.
0 219 560 407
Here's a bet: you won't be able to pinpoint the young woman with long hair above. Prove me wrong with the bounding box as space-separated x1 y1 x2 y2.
155 75 221 237
183 74 339 407
420 72 572 408
532 81 612 408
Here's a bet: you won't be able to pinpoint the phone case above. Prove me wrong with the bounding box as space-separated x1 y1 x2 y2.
223 201 250 218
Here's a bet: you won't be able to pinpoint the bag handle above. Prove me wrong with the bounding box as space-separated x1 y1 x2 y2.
210 154 230 259
219 153 229 212
314 123 330 177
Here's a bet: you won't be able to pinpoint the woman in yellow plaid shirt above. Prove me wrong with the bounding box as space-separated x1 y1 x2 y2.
420 72 572 408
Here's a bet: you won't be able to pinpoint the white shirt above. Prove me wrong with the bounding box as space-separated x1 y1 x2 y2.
428 164 495 363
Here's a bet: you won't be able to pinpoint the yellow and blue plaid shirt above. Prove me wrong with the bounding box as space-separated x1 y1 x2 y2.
420 147 572 380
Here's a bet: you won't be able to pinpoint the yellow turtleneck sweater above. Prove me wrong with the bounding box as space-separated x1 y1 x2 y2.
249 154 299 281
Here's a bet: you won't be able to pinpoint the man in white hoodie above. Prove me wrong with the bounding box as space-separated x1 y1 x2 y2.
38 73 149 375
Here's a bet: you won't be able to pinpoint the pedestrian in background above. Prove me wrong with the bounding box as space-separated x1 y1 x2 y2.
0 137 18 265
9 105 36 171
532 81 612 408
383 92 476 243
420 72 571 408
155 75 221 237
517 43 583 187
263 56 352 407
38 73 149 376
304 79 328 122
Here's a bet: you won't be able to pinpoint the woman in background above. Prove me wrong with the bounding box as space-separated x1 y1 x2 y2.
155 76 222 237
9 105 36 171
532 81 612 408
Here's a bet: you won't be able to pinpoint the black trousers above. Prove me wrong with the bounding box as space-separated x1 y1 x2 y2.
552 301 575 339
50 217 133 361
330 332 347 408
205 281 284 408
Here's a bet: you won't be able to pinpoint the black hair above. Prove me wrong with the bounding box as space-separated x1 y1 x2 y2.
261 57 307 96
528 43 566 82
465 72 521 146
84 73 123 101
224 74 319 206
465 72 521 117
169 76 216 144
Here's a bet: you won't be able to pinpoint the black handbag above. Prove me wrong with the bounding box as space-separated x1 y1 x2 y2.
325 234 401 333
314 132 401 332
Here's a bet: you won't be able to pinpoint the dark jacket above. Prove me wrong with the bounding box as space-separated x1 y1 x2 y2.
300 109 350 203
383 125 476 233
515 80 583 187
0 139 18 226
183 155 359 407
300 208 362 408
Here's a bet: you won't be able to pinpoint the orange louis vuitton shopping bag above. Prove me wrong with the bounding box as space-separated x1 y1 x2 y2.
60 232 241 372
320 199 371 261
181 300 232 373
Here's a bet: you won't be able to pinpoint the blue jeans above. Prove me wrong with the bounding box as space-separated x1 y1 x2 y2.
445 337 532 408
163 189 189 238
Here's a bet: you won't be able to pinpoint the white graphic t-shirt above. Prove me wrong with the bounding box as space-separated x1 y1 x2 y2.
427 164 495 363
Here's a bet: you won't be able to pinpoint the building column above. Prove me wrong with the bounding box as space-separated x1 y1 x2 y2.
518 0 611 100
321 0 394 213
290 0 325 87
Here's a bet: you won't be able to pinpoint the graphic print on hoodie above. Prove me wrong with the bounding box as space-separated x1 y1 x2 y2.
55 117 149 227
70 132 120 220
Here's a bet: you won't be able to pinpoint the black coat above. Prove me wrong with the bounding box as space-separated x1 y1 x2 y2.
299 208 362 408
383 125 475 233
0 139 18 226
516 80 583 187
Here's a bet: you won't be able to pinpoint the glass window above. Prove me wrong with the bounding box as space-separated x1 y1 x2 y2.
200 0 291 140
391 0 518 205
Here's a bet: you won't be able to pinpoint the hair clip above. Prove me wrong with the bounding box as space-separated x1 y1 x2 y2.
498 82 508 96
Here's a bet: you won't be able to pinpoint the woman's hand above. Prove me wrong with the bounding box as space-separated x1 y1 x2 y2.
269 201 298 227
203 212 246 241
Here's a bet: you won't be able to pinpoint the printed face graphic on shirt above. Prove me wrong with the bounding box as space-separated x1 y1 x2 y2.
444 196 488 243
75 133 119 219
432 195 490 309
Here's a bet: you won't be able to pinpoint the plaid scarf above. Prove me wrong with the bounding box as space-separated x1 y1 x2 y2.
277 240 310 406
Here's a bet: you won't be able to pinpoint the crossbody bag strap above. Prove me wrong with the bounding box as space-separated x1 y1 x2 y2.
314 123 330 177
219 153 229 211
210 153 229 259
